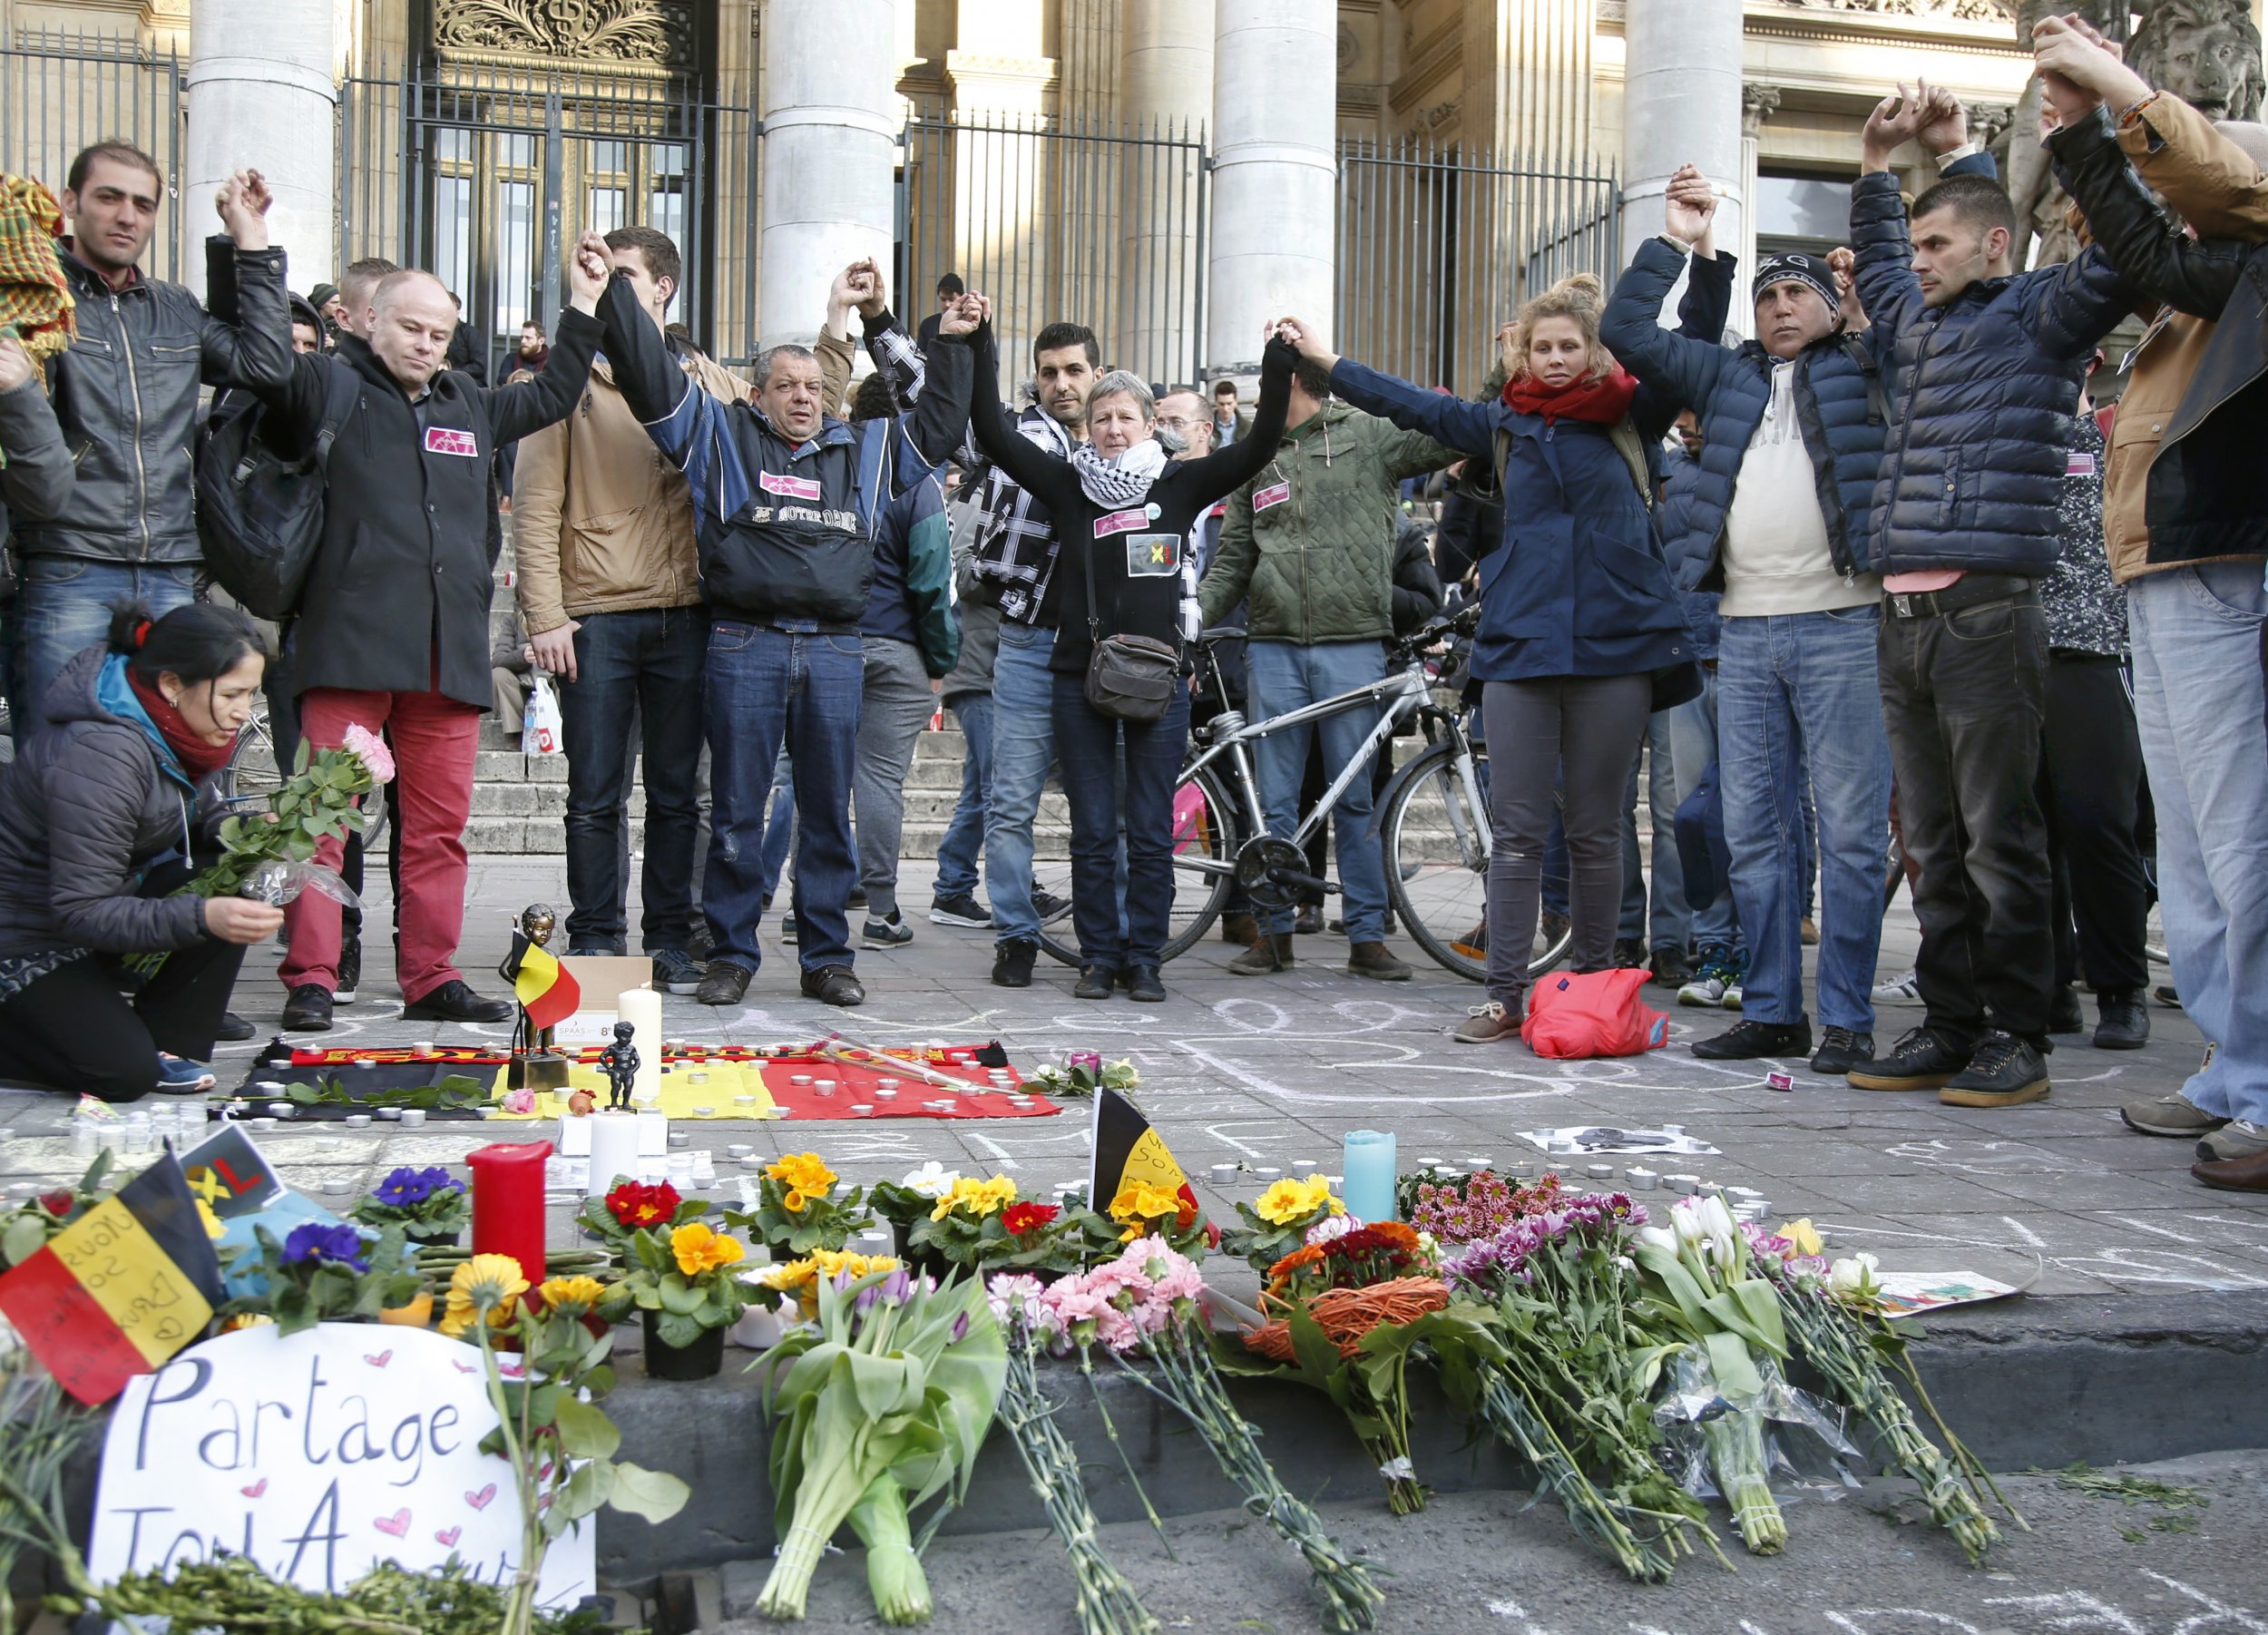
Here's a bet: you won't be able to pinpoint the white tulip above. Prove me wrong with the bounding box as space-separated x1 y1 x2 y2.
899 1160 962 1198
1826 1252 1882 1297
1635 1224 1679 1256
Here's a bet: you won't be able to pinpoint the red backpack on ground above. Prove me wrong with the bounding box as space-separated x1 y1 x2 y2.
1520 967 1670 1059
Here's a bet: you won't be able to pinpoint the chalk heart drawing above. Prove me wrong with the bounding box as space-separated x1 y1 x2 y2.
87 1323 595 1605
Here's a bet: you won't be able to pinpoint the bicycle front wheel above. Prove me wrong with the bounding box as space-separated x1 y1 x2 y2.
1383 739 1574 984
1035 761 1239 967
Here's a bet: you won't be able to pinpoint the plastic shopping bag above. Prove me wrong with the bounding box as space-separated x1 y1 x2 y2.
1520 967 1669 1059
523 674 563 756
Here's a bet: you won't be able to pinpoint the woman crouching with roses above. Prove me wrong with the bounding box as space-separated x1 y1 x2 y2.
1274 280 1698 1044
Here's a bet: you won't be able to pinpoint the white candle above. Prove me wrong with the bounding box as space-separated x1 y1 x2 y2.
617 986 664 1102
587 1111 639 1197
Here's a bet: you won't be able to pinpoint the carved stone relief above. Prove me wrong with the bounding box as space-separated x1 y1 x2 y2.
433 0 695 68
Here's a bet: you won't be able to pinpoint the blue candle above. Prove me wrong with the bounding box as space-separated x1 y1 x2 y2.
1343 1130 1397 1225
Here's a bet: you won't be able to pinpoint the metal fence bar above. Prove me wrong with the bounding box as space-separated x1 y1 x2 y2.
0 32 184 283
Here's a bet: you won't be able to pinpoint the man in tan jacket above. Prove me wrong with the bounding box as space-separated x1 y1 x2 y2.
2038 17 2268 1173
513 227 852 991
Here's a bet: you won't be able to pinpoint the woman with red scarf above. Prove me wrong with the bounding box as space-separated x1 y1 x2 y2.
1277 276 1698 1043
0 602 283 1100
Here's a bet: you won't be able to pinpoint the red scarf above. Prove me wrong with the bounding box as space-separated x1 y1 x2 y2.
1503 367 1640 426
127 671 237 781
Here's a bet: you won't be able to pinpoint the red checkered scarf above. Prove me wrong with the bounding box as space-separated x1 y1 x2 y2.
0 174 77 382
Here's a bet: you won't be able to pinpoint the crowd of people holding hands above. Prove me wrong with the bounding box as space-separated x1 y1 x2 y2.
0 12 2263 1195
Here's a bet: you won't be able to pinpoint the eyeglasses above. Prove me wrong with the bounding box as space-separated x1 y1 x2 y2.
1157 416 1202 433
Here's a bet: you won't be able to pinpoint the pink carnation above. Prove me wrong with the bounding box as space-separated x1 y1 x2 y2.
1152 1262 1205 1307
340 723 395 785
1092 1303 1143 1353
1043 1278 1109 1329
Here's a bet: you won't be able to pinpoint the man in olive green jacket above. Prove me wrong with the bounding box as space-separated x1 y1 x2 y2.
1197 355 1458 979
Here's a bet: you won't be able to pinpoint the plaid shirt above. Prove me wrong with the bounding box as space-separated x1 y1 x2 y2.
865 312 1070 624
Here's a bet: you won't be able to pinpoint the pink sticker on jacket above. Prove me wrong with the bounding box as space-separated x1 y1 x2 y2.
760 471 824 501
424 426 479 457
1096 507 1151 536
1253 482 1291 512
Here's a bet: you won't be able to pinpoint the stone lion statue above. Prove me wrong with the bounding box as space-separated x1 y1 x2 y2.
2130 0 2266 122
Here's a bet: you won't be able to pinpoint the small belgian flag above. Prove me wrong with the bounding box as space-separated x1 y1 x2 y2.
1089 1086 1200 1228
503 931 582 1032
0 1152 227 1405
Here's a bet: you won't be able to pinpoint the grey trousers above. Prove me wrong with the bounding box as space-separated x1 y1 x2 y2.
1481 672 1655 1008
852 636 938 920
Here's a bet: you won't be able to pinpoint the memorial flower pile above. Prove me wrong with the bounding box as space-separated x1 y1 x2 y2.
754 1247 902 1317
907 1172 1068 1272
1410 1167 1564 1245
218 1220 419 1337
729 1150 865 1256
1222 1171 1345 1273
578 1177 706 1256
349 1163 471 1240
599 1219 751 1347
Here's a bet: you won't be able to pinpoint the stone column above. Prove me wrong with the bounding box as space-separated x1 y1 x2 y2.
1619 0 1744 274
1207 0 1335 382
1736 84 1781 339
760 0 900 350
1119 0 1214 383
184 0 337 297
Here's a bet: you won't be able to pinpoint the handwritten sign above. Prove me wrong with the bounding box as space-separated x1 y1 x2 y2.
89 1323 595 1604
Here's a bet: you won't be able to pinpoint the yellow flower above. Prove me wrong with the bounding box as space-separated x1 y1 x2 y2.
1108 1183 1180 1224
1782 1219 1824 1258
759 1256 817 1292
974 1175 1019 1215
931 1174 1015 1221
1254 1174 1337 1227
670 1222 748 1278
538 1275 607 1317
440 1253 529 1339
766 1152 837 1212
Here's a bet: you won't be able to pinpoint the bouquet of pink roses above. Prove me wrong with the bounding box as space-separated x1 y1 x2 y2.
194 723 393 903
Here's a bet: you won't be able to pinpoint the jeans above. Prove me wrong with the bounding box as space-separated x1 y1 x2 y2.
1480 674 1654 1008
280 686 482 1003
1618 710 1690 951
1878 591 2052 1044
1246 639 1393 944
851 637 937 921
2039 651 2149 994
1051 672 1190 969
985 621 1058 947
15 559 197 735
558 606 708 953
1667 674 1740 950
2128 564 2268 1125
704 624 864 974
758 748 796 901
934 690 994 900
1718 609 1891 1033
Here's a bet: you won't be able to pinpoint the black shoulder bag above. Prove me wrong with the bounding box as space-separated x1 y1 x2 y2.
1081 534 1180 723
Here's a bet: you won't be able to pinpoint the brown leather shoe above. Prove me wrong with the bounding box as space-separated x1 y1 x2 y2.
1219 911 1261 947
1454 1000 1522 1043
1228 933 1295 974
1347 942 1413 982
2192 1148 2268 1190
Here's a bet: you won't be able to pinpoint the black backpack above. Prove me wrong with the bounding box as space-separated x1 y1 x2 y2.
194 357 363 620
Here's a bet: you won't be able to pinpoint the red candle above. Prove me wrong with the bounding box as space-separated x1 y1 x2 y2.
466 1141 552 1295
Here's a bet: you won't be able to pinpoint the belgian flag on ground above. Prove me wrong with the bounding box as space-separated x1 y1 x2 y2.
503 931 582 1031
1090 1086 1201 1229
0 1152 226 1404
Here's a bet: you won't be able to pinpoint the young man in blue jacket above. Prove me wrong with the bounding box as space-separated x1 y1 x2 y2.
1602 122 2001 1080
1838 82 2132 1108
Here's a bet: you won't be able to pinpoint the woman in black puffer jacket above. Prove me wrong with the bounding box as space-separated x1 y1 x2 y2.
0 603 282 1100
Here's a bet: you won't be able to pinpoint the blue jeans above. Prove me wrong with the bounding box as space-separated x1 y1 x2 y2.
1245 639 1393 944
851 637 936 920
1717 608 1890 1032
1051 672 1190 969
2129 564 2268 1125
15 559 198 734
1667 673 1740 950
985 622 1057 947
935 690 994 900
758 748 796 900
703 625 864 973
558 606 708 953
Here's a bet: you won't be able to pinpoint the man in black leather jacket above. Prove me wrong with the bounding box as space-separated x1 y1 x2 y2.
11 142 291 735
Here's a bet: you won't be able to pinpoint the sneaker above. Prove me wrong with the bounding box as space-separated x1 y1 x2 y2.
215 1011 256 1043
780 918 799 945
1033 889 1073 926
2120 1092 2226 1139
800 964 865 1006
2195 1118 2268 1163
1940 1031 2051 1107
281 984 334 1033
2094 990 2149 1051
1347 942 1413 982
992 937 1039 989
1678 947 1735 1009
863 913 914 949
1073 963 1118 1000
334 935 361 1004
1872 969 1922 1004
2048 984 2086 1035
1846 1024 1973 1092
1126 965 1167 1004
651 947 706 995
1454 1001 1521 1043
1229 935 1295 975
847 887 869 910
566 945 617 959
154 1053 217 1093
1800 917 1820 946
696 962 752 1006
1610 937 1647 970
1810 1026 1874 1075
930 893 993 929
1723 979 1745 1012
1220 911 1261 947
2155 984 2184 1009
1648 945 1694 988
401 980 513 1023
1692 1018 1812 1061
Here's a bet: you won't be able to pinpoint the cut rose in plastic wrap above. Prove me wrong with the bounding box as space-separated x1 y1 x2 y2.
340 722 396 784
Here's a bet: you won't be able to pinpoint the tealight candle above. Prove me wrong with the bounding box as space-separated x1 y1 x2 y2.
1291 1159 1318 1177
851 1105 875 1117
344 1113 372 1130
374 1107 402 1122
790 1074 813 1087
874 1087 899 1101
267 1101 296 1119
399 1109 426 1128
668 1130 690 1148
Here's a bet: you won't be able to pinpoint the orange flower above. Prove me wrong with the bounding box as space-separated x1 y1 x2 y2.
670 1222 748 1278
1266 1244 1325 1297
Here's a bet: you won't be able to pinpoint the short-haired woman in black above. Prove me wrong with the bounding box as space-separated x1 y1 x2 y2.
0 603 283 1100
963 294 1295 1000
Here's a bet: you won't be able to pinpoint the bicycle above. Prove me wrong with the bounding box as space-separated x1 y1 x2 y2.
1030 604 1575 983
214 699 389 854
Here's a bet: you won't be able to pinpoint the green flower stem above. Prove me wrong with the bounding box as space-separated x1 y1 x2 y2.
1700 1407 1785 1555
1076 1341 1178 1561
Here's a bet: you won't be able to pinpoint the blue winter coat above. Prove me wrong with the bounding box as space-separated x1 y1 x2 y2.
1849 169 2133 575
1657 446 1722 662
1327 359 1691 684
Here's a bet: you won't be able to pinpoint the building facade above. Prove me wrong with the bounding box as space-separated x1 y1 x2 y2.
1 0 2253 388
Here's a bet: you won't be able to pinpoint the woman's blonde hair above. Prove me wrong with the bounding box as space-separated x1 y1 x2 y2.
1497 272 1612 385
